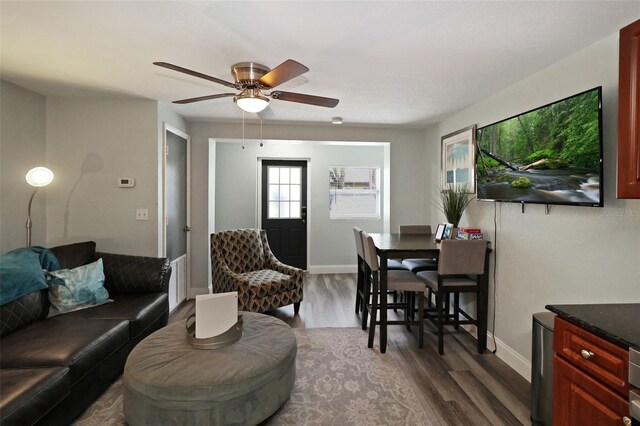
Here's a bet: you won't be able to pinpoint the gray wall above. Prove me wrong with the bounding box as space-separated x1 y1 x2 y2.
188 121 428 292
215 141 387 268
425 32 640 378
45 97 160 256
0 81 48 252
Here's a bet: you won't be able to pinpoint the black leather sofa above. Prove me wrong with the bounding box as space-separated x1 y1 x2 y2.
0 241 171 425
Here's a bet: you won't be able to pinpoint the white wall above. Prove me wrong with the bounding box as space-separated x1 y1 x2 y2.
214 140 387 268
45 97 160 256
0 80 47 252
425 32 640 379
187 121 428 292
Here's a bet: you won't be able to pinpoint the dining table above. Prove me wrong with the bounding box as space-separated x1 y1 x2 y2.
368 232 491 354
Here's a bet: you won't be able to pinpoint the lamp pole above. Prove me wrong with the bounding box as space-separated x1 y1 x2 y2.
26 187 39 247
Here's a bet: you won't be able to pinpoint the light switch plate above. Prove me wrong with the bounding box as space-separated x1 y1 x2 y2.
136 209 149 221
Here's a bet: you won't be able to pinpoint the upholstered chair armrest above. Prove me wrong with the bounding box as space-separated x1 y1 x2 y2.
260 230 303 280
96 252 171 294
214 261 246 286
268 255 303 278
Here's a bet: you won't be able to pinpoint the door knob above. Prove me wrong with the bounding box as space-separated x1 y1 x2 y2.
183 226 191 232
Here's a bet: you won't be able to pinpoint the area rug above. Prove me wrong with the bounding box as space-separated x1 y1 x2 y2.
74 328 432 425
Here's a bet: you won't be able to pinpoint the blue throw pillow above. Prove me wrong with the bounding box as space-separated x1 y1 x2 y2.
0 250 48 306
47 258 110 316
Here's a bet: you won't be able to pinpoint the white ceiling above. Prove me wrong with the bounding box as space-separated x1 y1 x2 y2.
1 1 639 127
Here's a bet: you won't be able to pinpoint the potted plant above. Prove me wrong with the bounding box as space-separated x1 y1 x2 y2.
436 184 474 228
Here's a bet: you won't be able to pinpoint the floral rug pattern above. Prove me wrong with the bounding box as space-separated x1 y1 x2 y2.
75 328 432 425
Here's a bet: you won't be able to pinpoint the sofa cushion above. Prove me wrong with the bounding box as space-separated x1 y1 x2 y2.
56 292 168 338
0 290 49 337
97 253 171 294
0 317 129 385
49 241 96 269
0 367 70 426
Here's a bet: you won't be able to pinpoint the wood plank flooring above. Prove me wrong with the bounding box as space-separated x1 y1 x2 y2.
171 273 531 425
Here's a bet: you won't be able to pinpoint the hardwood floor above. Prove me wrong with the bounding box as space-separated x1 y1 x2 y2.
171 273 531 425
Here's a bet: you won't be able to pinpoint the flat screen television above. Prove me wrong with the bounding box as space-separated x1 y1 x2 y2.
475 87 603 207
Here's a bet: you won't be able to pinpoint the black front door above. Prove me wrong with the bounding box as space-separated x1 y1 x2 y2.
261 160 307 270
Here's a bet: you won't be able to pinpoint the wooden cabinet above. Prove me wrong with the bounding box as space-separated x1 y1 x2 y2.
617 18 640 199
553 317 630 425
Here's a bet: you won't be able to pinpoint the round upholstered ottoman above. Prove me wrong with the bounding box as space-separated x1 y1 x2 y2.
123 312 296 426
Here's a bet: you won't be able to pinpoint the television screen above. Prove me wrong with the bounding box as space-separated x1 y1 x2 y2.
475 87 603 207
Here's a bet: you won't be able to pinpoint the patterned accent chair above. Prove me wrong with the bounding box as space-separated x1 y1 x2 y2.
210 229 303 314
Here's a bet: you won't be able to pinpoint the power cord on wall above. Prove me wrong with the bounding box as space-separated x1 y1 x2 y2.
491 201 498 354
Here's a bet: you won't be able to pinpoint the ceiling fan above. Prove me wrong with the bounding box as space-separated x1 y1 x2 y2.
153 59 339 113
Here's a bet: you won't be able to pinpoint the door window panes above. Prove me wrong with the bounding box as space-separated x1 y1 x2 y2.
291 168 301 184
329 166 380 218
267 166 302 219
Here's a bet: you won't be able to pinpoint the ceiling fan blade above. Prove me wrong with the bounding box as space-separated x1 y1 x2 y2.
172 93 236 104
258 60 309 88
271 91 339 108
154 62 237 89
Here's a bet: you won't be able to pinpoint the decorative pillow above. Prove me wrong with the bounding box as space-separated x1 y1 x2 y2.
47 258 109 316
0 250 48 306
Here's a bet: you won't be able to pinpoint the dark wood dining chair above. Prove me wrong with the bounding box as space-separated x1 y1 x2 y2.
400 225 438 273
399 225 438 310
352 226 369 330
361 230 426 350
416 239 488 354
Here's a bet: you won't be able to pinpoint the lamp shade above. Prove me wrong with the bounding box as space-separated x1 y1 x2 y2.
25 167 54 187
235 95 269 113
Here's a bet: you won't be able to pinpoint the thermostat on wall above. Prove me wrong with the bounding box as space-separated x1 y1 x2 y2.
118 178 135 188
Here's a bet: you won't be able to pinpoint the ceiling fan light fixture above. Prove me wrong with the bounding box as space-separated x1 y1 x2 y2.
235 89 270 113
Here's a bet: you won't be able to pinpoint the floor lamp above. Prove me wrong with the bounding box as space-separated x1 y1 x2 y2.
25 167 54 247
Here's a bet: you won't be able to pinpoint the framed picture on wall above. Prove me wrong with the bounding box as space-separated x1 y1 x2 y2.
441 125 477 192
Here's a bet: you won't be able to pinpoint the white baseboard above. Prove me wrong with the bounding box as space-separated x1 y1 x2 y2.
492 332 532 382
307 264 357 274
460 324 531 382
188 287 209 299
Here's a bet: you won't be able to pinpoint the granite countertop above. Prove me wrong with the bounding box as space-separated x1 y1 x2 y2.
545 303 640 350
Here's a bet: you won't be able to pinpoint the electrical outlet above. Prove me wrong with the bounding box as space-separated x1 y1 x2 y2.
136 209 149 221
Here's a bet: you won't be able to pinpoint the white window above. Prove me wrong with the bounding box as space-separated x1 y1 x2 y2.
329 167 380 219
267 166 302 219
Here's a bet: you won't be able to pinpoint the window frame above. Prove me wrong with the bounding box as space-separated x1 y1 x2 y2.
329 166 381 219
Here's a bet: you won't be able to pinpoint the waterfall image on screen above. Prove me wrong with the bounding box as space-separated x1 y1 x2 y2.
475 87 603 207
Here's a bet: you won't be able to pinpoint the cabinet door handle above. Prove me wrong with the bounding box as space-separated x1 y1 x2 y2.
580 349 595 360
622 416 631 426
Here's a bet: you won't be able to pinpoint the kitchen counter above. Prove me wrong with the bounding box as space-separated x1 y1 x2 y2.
545 303 640 349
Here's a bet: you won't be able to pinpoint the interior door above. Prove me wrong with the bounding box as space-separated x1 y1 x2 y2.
261 160 307 270
165 126 189 310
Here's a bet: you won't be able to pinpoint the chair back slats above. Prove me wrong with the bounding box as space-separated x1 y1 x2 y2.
399 225 432 234
361 231 380 272
438 240 487 275
352 227 365 258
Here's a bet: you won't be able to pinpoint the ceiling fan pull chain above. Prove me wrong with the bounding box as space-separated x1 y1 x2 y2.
242 111 245 150
260 115 264 147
